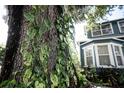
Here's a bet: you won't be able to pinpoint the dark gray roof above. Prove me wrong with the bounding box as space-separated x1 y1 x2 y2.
102 18 124 24
80 38 124 47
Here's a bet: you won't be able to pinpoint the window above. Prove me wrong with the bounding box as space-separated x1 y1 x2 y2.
101 24 112 34
91 23 113 37
118 20 124 32
92 26 101 36
84 46 95 67
114 45 124 66
97 45 111 66
83 43 124 68
95 43 115 68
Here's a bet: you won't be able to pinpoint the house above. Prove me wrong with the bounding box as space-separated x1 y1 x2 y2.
80 18 124 68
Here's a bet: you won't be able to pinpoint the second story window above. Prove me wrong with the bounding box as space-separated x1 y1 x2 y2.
101 24 112 34
92 26 101 36
91 23 113 37
118 20 124 33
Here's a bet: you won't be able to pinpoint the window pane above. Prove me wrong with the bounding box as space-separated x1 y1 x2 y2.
86 49 92 56
93 30 101 36
117 56 123 66
93 25 100 30
86 57 93 66
101 24 112 34
99 55 110 65
114 46 120 55
102 24 110 29
102 29 112 34
98 45 109 54
120 27 124 32
114 46 123 66
92 25 101 36
119 21 124 27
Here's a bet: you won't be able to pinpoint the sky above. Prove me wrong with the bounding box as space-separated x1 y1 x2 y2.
0 6 124 47
0 5 8 46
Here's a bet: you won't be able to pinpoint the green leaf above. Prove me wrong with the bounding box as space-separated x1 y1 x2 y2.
34 66 41 74
10 79 16 84
23 69 32 83
39 23 47 34
0 80 10 87
24 53 32 66
27 28 37 39
35 81 45 88
24 12 35 22
65 75 69 86
44 18 51 29
51 74 58 87
56 64 60 74
32 6 37 10
0 79 16 87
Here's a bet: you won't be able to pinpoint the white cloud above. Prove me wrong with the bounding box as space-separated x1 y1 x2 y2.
0 5 8 46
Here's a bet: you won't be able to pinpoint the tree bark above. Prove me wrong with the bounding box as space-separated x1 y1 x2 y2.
46 5 60 87
0 6 24 82
0 5 79 88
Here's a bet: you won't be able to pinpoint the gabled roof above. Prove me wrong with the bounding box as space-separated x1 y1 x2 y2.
101 18 124 24
80 38 124 46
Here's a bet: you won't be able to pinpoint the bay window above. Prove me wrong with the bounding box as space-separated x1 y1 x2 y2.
83 43 124 68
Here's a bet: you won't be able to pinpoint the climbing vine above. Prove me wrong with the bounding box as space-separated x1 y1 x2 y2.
1 5 124 88
18 6 88 88
0 5 89 88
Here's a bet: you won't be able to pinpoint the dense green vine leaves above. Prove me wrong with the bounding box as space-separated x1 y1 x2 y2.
17 6 88 88
24 12 35 23
1 5 122 88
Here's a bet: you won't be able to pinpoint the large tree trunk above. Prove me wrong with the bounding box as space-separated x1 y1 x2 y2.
0 6 24 82
0 5 79 88
43 5 61 87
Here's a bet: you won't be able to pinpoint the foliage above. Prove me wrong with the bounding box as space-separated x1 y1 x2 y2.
0 79 16 88
1 5 123 88
84 68 124 87
0 46 5 62
18 6 88 88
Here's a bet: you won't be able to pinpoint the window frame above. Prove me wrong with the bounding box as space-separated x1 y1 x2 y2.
95 43 115 68
91 23 114 37
117 20 124 33
91 25 101 37
82 43 124 68
83 45 95 67
112 43 124 68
